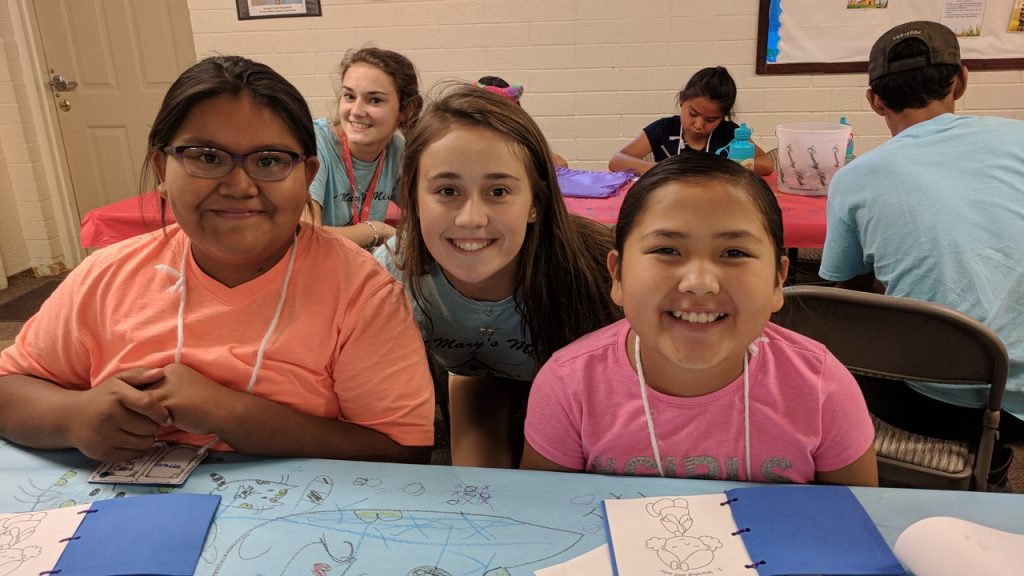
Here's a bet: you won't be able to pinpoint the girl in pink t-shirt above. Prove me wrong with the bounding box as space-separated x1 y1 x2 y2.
522 154 877 486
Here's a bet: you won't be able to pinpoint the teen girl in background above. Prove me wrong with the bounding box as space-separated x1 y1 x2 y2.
610 66 774 176
377 85 621 468
0 56 435 464
309 48 423 249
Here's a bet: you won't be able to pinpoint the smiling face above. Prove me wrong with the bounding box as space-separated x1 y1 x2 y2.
337 63 402 162
679 97 724 150
416 124 536 301
609 179 787 395
153 93 319 287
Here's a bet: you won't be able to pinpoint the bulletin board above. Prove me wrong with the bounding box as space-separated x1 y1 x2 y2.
757 0 1024 74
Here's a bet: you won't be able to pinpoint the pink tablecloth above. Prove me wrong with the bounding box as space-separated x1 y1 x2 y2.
562 172 827 249
80 191 402 249
80 174 827 250
79 191 174 249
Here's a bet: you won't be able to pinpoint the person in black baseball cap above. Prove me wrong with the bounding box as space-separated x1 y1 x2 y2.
865 20 966 134
820 20 1024 489
867 20 962 84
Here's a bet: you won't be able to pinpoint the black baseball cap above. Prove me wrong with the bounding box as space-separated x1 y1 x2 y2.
868 21 961 83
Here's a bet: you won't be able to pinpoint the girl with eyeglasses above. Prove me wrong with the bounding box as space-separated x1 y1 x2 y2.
0 56 435 464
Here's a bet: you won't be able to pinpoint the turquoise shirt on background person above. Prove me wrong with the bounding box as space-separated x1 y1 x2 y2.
820 113 1024 420
374 239 537 382
309 117 404 226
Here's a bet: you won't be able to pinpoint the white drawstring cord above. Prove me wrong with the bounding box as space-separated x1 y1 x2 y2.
155 243 189 363
742 350 751 480
155 235 299 454
635 334 665 478
636 333 762 480
245 239 297 394
744 337 768 480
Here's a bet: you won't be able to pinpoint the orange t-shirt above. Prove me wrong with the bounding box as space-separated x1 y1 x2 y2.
0 223 435 449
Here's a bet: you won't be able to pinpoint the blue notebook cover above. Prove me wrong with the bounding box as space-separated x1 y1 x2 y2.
53 492 220 576
725 485 904 576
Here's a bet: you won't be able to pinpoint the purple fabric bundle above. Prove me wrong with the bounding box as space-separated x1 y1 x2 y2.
556 167 634 198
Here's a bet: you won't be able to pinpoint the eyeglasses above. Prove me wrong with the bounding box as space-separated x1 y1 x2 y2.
162 146 307 182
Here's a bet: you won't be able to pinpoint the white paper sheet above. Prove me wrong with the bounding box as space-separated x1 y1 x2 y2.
603 495 753 575
894 516 1024 576
534 544 613 576
942 0 987 36
0 504 89 575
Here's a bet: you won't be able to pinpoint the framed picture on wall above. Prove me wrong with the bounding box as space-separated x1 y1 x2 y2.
236 0 322 20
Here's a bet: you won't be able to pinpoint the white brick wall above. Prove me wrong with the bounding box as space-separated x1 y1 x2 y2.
0 0 48 277
185 0 1024 171
1 0 1022 278
0 0 74 278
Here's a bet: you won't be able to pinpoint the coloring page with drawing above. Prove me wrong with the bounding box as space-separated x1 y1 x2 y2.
0 504 89 575
604 495 754 575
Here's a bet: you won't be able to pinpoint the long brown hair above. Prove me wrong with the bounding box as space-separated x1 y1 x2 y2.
394 84 621 365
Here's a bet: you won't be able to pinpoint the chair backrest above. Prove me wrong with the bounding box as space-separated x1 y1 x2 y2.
772 286 1009 489
766 147 779 175
773 286 1007 411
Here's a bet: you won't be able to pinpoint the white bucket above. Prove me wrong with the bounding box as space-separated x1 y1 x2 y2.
774 123 852 196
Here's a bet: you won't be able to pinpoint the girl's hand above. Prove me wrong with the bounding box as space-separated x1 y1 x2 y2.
146 363 230 436
370 220 396 243
69 367 170 462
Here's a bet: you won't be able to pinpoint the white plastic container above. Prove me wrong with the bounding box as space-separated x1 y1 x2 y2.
774 123 853 196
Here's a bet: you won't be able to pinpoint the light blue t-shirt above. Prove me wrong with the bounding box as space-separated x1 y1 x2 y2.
820 113 1024 419
309 117 404 226
374 240 537 381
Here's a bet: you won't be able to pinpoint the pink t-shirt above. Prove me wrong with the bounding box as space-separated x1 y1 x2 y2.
525 319 873 483
0 223 435 449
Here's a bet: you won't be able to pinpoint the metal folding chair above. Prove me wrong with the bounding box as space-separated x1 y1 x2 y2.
772 286 1008 491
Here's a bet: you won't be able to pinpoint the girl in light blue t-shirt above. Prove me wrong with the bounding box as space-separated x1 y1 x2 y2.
376 85 621 468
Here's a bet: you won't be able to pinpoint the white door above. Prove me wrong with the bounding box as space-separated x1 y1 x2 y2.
32 0 195 220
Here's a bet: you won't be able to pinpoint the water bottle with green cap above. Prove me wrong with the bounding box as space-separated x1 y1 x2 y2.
839 116 856 164
726 123 755 171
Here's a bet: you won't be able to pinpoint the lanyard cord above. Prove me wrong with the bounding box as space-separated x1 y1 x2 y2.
335 126 386 225
155 234 299 452
675 122 712 155
634 334 752 480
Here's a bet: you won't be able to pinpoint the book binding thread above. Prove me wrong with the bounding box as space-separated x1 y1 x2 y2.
38 508 97 575
723 494 767 571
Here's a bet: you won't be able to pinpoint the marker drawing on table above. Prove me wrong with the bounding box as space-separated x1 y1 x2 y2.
569 490 650 537
353 475 427 497
207 506 583 575
448 482 493 506
17 466 169 512
5 448 587 575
